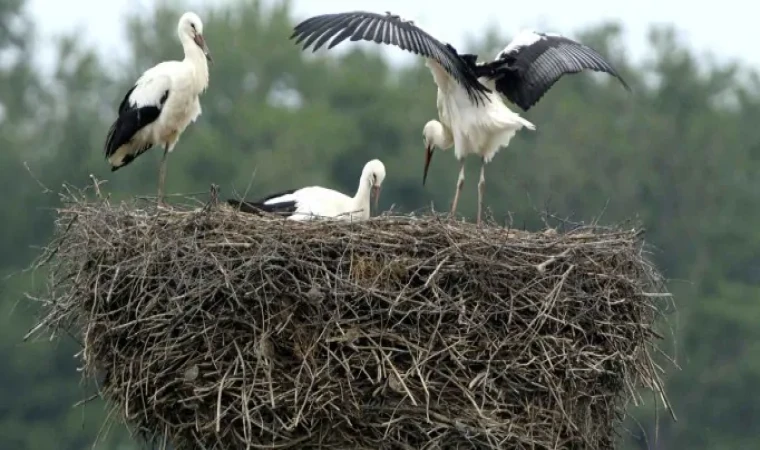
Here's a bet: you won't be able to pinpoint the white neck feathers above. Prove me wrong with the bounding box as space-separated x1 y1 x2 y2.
430 120 454 149
180 35 209 92
351 172 373 216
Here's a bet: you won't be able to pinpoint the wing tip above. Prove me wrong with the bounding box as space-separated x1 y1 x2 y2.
514 97 536 112
226 198 266 215
599 65 632 93
618 75 633 93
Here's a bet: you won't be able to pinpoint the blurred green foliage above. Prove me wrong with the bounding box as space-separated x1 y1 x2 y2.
1 0 758 448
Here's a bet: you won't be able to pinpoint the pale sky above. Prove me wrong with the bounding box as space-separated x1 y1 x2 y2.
25 0 758 72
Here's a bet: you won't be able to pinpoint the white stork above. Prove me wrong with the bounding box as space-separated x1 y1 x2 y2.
227 159 386 221
104 11 212 205
290 11 630 225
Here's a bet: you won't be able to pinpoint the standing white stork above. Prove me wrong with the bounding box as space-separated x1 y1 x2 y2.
290 11 630 225
227 159 386 221
104 11 212 205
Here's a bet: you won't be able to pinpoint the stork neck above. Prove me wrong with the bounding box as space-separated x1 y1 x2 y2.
436 123 454 149
352 174 372 215
181 37 209 91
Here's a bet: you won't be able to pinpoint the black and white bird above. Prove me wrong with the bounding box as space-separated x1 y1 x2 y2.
227 159 386 221
104 11 212 205
290 11 630 225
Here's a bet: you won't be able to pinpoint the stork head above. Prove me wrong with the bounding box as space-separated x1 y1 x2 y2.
422 120 448 186
178 11 212 64
363 159 386 213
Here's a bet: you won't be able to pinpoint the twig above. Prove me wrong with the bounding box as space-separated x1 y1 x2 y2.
22 186 675 450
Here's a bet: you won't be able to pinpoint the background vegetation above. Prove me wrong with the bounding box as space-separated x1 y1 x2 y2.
2 0 758 448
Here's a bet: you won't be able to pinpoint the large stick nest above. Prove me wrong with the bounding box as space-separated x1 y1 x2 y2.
29 187 671 450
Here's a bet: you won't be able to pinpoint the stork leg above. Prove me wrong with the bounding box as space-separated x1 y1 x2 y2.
450 160 465 219
157 145 169 206
477 158 486 226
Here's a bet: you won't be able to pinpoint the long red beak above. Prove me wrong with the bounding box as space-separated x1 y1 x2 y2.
423 145 434 186
371 185 381 212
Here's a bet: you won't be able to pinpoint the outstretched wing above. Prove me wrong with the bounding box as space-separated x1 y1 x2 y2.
475 31 630 111
290 11 490 105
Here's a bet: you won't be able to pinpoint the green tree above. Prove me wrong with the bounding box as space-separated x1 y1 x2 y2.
0 0 134 448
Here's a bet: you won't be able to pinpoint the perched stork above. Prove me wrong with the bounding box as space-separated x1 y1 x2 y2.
290 11 630 224
227 159 386 221
104 11 212 205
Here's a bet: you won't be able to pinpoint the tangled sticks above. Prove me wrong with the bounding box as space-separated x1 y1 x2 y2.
29 190 670 450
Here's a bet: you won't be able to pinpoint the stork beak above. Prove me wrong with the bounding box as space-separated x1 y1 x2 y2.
194 33 213 65
371 185 381 213
423 144 434 186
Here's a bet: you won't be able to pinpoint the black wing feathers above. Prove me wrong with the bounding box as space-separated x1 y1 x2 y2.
459 54 480 66
104 87 169 161
104 107 161 158
117 85 137 115
290 11 490 105
254 188 299 205
226 199 267 215
227 188 299 216
476 34 630 111
109 144 151 172
227 199 297 215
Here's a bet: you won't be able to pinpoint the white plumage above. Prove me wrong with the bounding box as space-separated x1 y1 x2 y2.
227 159 386 221
421 58 536 224
104 11 212 204
290 13 630 224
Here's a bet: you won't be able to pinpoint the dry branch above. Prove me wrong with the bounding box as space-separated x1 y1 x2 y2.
28 187 671 450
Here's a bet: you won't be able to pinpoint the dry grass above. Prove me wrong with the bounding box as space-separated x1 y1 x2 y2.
27 186 672 449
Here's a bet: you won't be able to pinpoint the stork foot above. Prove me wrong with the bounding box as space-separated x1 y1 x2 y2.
156 190 167 209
